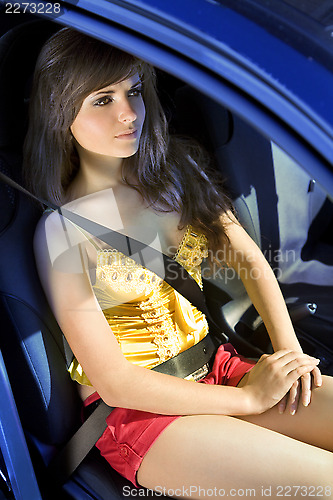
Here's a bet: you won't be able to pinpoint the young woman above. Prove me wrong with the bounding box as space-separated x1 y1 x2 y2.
24 27 333 497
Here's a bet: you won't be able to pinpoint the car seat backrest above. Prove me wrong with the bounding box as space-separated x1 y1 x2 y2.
0 21 55 150
174 86 279 249
0 21 81 447
174 86 333 299
174 86 279 298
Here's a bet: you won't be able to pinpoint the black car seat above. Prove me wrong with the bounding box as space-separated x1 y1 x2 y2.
0 19 169 500
173 86 333 372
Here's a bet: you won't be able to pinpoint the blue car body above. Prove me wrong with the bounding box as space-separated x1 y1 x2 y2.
0 0 332 498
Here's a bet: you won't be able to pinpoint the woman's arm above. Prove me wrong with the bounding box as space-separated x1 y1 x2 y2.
221 213 300 351
220 212 322 410
34 211 317 417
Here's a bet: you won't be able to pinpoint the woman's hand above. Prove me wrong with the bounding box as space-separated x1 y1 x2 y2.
242 350 320 415
277 364 322 415
272 338 323 414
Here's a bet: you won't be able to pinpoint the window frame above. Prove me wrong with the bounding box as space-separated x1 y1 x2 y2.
35 0 333 198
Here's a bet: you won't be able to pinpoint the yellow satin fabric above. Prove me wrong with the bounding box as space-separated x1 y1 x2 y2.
69 226 209 386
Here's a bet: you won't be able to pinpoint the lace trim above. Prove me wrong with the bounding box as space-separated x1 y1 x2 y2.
139 295 182 362
174 225 208 289
96 249 163 293
96 225 208 291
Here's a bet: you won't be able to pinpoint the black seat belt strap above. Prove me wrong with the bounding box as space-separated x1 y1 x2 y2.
0 169 221 329
47 333 219 485
47 400 114 485
58 206 211 318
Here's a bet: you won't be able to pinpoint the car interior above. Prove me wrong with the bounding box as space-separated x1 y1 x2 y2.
0 14 333 500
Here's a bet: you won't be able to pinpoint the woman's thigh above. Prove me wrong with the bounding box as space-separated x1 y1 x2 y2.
237 375 333 452
137 413 333 499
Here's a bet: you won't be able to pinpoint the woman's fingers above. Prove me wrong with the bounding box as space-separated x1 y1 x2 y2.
311 366 323 387
266 350 319 366
282 356 320 377
278 394 288 414
300 372 311 408
287 379 301 415
278 364 322 416
299 366 322 411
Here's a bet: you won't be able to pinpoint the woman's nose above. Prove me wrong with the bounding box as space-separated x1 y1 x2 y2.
118 99 137 123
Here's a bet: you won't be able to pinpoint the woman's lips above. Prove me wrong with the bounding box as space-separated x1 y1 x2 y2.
115 129 138 140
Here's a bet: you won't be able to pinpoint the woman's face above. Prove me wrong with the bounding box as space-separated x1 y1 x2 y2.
70 74 146 160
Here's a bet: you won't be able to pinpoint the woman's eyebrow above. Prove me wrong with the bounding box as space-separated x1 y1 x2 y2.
91 80 142 99
92 89 115 98
131 80 142 88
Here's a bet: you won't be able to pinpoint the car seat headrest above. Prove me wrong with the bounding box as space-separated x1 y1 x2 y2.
174 86 232 153
0 20 57 151
0 157 17 234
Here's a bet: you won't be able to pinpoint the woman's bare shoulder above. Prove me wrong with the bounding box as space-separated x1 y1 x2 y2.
34 209 83 248
34 210 89 275
33 186 139 265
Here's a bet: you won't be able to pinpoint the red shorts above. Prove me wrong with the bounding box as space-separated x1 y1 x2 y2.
83 343 255 487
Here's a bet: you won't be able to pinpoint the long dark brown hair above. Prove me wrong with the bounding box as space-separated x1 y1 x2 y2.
23 27 233 254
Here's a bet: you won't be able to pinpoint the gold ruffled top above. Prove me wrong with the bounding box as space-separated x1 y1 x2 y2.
69 225 209 386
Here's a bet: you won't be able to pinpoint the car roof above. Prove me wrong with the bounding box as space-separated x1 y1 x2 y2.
216 0 333 68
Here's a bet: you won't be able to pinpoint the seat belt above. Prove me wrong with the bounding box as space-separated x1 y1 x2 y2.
0 169 224 330
0 169 227 484
47 333 218 486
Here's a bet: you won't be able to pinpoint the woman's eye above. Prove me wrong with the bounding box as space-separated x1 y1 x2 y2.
94 96 113 106
129 86 143 97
